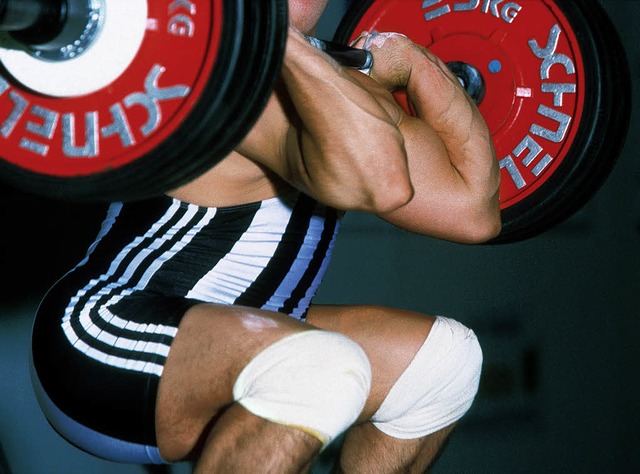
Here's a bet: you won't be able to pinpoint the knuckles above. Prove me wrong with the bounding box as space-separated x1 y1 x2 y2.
357 32 418 90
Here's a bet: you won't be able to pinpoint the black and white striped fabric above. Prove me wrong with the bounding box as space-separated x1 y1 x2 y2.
31 191 341 456
62 191 340 376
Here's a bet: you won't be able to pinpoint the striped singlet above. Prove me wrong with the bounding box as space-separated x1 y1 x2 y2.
31 191 341 463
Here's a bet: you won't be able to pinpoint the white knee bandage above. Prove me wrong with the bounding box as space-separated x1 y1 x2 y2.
233 330 371 447
372 316 482 439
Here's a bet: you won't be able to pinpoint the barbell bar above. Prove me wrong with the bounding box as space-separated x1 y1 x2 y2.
0 0 632 243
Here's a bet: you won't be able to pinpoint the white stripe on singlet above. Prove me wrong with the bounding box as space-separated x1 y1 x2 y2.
62 200 218 376
185 195 294 304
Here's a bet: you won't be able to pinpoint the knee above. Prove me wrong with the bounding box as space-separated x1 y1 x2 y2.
372 316 482 439
233 330 372 447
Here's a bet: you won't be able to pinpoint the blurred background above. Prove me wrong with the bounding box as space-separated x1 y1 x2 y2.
1 0 638 472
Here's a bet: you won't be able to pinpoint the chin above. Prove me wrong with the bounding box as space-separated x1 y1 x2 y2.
289 0 328 34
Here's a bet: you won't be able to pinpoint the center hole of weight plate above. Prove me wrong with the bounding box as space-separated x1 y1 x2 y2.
0 0 148 97
446 61 486 105
4 0 105 62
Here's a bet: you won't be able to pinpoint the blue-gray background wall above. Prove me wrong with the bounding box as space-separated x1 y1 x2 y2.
1 0 638 472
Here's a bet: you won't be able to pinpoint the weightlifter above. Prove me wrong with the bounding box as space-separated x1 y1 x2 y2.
30 0 501 472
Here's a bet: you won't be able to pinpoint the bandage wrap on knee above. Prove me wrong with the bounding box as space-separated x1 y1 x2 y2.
233 330 371 447
372 317 483 439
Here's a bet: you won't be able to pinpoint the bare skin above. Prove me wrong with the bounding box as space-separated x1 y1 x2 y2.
156 302 452 472
155 0 500 471
155 304 316 464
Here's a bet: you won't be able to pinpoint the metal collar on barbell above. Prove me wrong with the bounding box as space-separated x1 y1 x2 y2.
10 0 104 61
0 0 147 97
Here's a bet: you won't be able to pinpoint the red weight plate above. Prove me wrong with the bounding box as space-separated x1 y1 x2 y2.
0 0 222 178
337 0 586 212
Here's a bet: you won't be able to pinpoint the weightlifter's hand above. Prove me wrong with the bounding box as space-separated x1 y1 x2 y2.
353 31 487 135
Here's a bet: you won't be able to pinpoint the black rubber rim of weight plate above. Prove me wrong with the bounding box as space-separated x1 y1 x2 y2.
334 0 631 244
0 0 289 203
490 0 631 243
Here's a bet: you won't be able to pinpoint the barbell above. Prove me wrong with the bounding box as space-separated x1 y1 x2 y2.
0 0 631 243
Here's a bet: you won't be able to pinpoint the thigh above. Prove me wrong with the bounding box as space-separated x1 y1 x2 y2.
155 302 311 461
306 305 435 422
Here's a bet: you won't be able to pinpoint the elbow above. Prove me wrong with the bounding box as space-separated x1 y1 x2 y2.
458 194 502 244
347 141 414 213
464 212 502 244
366 176 414 214
355 160 414 213
461 170 502 243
